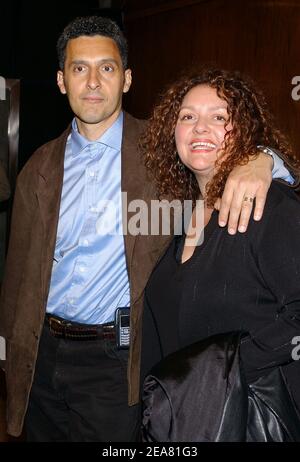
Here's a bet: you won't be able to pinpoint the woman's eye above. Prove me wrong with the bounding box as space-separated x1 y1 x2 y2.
180 114 193 121
215 115 226 121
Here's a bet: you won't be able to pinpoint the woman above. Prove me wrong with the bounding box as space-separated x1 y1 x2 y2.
140 69 300 441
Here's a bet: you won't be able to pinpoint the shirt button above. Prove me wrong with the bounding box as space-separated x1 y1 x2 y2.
89 171 95 177
79 266 86 273
83 239 89 246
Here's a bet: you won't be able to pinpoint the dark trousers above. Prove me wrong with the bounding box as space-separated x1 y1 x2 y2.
25 322 140 442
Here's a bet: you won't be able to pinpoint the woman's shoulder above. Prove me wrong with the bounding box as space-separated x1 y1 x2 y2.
264 180 300 216
243 181 299 239
246 180 300 247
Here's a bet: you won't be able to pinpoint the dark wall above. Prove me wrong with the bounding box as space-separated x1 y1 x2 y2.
2 0 300 167
124 0 300 158
0 0 124 169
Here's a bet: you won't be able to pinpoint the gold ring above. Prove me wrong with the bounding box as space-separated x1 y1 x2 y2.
243 196 254 203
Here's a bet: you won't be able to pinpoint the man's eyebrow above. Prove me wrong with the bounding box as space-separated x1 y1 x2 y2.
70 58 119 65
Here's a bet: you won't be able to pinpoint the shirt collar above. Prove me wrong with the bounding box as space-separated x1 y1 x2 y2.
70 111 123 157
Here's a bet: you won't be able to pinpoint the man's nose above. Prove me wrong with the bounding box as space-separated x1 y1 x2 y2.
87 69 101 90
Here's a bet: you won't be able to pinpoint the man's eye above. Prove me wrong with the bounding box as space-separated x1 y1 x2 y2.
74 66 85 72
102 65 113 72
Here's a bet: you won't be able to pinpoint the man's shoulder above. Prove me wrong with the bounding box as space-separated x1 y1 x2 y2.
123 112 147 136
20 127 70 175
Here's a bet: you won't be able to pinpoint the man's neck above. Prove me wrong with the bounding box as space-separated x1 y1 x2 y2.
75 110 122 141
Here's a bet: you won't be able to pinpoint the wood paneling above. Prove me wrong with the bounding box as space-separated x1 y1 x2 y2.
124 0 300 157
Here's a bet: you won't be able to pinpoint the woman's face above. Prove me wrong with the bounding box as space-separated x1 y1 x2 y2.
175 84 232 179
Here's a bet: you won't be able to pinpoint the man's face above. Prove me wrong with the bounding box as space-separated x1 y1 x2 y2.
57 35 132 138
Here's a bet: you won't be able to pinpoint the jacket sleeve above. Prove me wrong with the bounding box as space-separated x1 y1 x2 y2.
0 162 10 202
240 193 300 382
0 165 37 345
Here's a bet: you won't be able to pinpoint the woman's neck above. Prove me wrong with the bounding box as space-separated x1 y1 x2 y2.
195 173 212 199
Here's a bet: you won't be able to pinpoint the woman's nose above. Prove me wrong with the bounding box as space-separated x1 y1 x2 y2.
192 119 210 134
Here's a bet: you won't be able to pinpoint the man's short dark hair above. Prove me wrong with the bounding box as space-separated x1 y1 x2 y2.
57 15 128 70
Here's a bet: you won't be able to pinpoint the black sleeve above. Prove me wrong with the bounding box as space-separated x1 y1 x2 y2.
140 293 164 386
240 193 300 382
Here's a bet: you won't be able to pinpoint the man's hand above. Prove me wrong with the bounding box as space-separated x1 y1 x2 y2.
215 153 273 234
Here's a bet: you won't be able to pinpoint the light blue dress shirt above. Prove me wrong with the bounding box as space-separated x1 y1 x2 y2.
46 112 130 324
273 156 294 184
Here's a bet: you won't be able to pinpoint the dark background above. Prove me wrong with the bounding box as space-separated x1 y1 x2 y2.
1 0 300 172
123 0 300 158
1 0 125 170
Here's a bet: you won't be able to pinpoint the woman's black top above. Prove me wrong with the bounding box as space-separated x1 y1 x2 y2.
141 181 300 410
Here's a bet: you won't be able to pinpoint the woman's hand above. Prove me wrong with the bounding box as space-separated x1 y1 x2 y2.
215 153 273 234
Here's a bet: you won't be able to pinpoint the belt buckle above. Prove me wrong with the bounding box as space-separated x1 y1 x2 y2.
49 316 66 337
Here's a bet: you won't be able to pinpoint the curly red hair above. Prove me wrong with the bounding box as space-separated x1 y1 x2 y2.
141 68 297 206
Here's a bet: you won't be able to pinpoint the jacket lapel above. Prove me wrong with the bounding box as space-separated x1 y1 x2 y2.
121 113 147 283
36 128 70 296
121 113 175 306
37 128 70 235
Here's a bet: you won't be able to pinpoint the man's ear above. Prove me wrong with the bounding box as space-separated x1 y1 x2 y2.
123 69 132 94
57 70 67 95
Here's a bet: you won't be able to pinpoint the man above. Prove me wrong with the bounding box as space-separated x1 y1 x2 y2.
0 16 298 442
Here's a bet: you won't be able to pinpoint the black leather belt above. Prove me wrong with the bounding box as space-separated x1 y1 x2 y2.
45 314 115 341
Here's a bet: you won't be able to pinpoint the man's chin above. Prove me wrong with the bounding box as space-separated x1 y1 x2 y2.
77 113 108 125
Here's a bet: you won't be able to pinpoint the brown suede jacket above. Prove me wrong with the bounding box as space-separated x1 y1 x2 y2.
0 113 172 436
